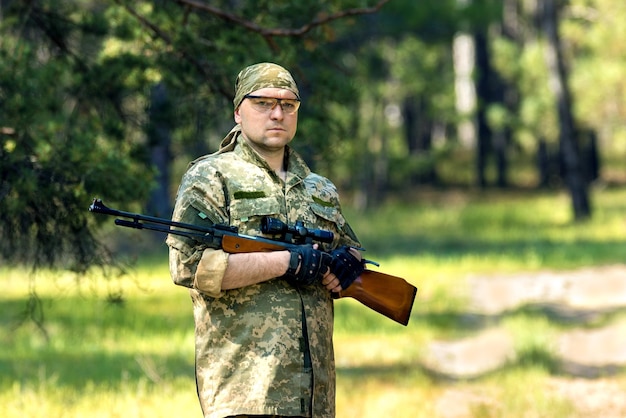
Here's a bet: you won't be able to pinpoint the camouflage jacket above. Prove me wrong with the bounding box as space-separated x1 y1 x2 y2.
167 135 359 418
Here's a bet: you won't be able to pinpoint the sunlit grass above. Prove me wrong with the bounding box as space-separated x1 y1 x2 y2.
345 186 626 271
4 377 199 418
2 186 626 417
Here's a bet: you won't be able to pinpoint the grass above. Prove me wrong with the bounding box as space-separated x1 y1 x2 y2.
2 185 626 417
345 186 626 270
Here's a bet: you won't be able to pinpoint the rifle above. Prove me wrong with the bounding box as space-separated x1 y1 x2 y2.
89 198 417 326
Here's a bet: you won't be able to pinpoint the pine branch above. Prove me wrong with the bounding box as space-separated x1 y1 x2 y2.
174 0 391 37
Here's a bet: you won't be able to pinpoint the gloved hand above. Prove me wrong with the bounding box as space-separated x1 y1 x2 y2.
282 245 332 286
329 246 364 290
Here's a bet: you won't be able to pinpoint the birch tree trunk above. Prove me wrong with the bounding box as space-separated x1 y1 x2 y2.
453 32 477 151
453 0 479 186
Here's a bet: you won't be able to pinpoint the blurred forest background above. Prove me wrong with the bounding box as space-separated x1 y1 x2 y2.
1 0 625 271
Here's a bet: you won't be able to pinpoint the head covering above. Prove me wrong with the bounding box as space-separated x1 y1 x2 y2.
212 63 300 156
232 62 300 110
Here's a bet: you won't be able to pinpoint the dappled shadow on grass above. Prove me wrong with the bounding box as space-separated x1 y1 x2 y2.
0 294 194 337
337 352 626 386
0 294 195 391
333 292 623 336
0 349 194 390
334 297 421 334
558 360 626 379
463 349 626 381
508 346 625 380
462 304 626 329
408 303 626 381
403 303 626 342
337 361 434 385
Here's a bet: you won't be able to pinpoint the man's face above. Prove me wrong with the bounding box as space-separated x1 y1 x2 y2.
234 87 299 155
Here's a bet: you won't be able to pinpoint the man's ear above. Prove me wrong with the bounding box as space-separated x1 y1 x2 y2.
234 108 242 124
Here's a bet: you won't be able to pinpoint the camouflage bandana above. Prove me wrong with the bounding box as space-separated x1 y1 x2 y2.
233 62 300 109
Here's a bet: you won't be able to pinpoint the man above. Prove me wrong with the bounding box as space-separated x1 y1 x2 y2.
167 62 364 418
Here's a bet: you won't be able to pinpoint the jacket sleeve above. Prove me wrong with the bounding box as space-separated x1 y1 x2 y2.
168 246 228 298
166 159 230 298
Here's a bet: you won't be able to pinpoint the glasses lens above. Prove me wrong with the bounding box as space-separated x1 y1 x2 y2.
279 99 300 114
246 96 300 114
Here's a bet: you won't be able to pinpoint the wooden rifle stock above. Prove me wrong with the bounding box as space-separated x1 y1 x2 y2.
333 270 417 326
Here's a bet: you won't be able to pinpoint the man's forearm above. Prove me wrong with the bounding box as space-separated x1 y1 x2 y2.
221 250 291 290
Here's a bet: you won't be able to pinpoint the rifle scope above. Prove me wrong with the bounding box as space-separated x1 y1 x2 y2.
261 217 334 244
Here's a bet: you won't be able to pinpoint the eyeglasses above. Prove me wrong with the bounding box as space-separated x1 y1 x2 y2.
244 95 301 115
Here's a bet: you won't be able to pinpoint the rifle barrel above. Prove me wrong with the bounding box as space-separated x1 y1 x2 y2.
90 198 216 235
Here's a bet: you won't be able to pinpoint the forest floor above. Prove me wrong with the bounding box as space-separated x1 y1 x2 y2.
424 264 626 418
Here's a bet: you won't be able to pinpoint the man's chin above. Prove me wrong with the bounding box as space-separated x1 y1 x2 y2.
264 133 293 145
244 135 292 154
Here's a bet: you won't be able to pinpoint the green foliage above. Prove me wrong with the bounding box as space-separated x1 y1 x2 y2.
2 0 626 271
0 0 381 270
565 0 626 146
0 2 155 269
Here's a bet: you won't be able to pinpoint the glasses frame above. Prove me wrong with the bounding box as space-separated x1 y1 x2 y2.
243 94 301 115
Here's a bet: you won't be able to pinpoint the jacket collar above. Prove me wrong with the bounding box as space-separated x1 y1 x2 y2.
227 128 311 182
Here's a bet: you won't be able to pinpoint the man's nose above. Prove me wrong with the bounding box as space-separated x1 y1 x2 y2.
269 103 284 119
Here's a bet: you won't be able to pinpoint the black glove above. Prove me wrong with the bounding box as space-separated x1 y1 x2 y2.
282 245 332 286
329 246 365 289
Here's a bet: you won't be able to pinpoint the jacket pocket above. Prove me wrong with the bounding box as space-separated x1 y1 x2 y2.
308 202 346 248
310 200 360 249
229 196 283 235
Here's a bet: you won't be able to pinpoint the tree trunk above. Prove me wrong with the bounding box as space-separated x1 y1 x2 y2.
453 32 477 151
402 96 437 185
474 30 493 188
537 138 551 188
493 130 509 187
542 0 591 220
372 100 389 203
146 82 172 218
580 128 600 183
